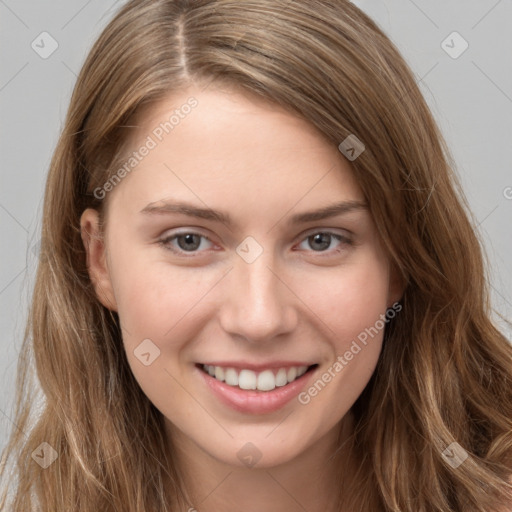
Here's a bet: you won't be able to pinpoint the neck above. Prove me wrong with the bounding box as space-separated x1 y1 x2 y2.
166 412 356 512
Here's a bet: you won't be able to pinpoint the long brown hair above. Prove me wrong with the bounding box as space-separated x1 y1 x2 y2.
2 1 511 510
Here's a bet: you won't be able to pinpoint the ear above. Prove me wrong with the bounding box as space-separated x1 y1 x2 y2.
80 208 118 311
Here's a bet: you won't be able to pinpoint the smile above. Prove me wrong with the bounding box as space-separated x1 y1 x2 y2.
197 362 318 414
201 364 311 391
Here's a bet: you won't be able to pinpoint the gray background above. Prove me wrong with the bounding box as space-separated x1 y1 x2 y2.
1 0 511 450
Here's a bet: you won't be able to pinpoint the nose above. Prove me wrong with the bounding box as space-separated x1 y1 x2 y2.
218 248 298 344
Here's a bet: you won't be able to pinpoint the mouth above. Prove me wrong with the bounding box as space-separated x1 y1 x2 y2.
198 363 318 392
196 361 319 414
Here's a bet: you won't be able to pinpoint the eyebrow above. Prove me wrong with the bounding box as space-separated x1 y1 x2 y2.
140 199 368 226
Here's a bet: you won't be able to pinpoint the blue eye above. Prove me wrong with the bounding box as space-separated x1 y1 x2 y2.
296 232 352 253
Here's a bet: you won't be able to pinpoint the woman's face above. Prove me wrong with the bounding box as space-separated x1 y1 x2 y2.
81 85 402 469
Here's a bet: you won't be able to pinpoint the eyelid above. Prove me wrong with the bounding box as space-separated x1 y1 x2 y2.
299 226 352 239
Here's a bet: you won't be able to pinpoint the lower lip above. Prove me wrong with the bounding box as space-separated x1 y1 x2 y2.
197 366 316 414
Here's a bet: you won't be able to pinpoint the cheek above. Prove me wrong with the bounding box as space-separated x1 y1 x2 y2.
298 249 391 346
293 252 390 414
108 245 222 350
332 266 389 351
108 251 218 406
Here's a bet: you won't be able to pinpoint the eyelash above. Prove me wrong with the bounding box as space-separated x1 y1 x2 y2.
158 229 353 257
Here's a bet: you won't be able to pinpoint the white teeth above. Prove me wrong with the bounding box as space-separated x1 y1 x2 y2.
203 364 311 391
224 368 239 386
275 368 288 387
215 366 225 382
287 367 297 382
257 370 276 391
238 369 257 390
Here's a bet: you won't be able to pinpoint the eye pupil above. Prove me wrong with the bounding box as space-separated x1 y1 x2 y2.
177 234 201 251
309 233 331 251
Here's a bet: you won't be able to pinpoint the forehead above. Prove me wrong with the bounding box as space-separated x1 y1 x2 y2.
105 85 365 218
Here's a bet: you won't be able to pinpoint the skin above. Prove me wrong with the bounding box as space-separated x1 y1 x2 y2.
81 84 404 512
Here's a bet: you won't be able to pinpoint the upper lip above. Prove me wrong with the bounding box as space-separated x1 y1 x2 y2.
198 361 317 371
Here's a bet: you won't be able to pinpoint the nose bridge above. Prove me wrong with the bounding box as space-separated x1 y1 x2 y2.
219 244 296 342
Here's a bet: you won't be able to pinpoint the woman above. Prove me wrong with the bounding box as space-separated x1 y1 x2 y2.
2 0 511 510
